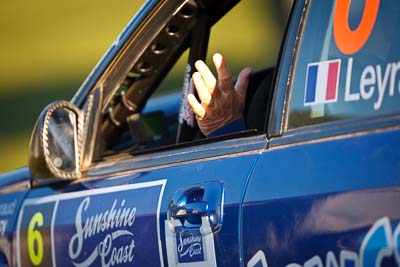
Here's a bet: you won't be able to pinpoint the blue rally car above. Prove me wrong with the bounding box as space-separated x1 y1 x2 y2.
1 0 400 266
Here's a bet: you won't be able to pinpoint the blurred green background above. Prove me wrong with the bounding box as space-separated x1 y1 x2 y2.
0 0 290 173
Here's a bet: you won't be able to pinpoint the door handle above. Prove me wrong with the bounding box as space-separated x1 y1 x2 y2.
170 201 208 218
167 181 224 233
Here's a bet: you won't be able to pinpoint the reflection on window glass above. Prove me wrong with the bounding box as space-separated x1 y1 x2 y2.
288 0 400 129
47 108 77 172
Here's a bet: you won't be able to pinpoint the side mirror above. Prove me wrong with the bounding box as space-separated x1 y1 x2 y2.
29 101 84 183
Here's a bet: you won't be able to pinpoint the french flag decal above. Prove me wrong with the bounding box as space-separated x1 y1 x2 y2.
304 59 341 106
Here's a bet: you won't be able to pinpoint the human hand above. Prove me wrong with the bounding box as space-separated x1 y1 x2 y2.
187 53 252 136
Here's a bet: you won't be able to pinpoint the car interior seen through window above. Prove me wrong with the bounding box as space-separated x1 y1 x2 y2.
98 0 292 160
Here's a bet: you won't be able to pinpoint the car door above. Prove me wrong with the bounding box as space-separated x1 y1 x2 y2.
242 0 400 266
15 145 263 267
13 0 277 266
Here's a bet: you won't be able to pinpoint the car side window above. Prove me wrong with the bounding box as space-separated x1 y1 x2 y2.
97 0 292 159
287 0 400 130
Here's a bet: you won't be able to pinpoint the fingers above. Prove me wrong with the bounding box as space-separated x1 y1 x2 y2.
213 53 234 93
235 67 252 98
192 72 212 105
194 60 217 92
187 93 206 119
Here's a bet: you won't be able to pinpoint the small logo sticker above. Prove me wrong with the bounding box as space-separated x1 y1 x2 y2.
304 59 341 106
175 227 204 263
165 215 217 267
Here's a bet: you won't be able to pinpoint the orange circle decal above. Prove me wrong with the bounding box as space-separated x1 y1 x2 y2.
333 0 380 55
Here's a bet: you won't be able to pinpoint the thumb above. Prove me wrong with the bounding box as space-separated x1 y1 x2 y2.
235 67 252 98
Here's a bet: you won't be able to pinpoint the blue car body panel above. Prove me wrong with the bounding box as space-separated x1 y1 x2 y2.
243 127 400 266
0 168 31 189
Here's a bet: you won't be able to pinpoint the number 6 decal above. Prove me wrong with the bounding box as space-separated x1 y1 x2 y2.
17 202 55 267
28 212 44 266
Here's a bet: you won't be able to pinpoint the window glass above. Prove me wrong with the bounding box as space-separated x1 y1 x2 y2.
288 0 400 129
136 50 189 150
144 0 292 140
207 0 291 132
208 0 290 76
152 50 189 98
100 0 293 157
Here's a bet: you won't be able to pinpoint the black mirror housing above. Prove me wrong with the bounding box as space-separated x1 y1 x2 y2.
29 101 83 184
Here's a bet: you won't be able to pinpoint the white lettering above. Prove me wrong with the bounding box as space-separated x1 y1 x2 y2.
325 251 339 267
360 65 376 100
0 201 16 216
345 58 360 101
99 235 135 267
390 62 400 96
68 197 136 266
343 58 400 111
304 256 323 267
177 233 202 258
339 250 358 267
69 197 89 259
374 63 392 110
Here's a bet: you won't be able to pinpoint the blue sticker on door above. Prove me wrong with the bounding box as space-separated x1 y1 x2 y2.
175 226 204 263
17 180 166 267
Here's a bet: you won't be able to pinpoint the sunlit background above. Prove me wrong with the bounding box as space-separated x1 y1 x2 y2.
0 0 290 172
